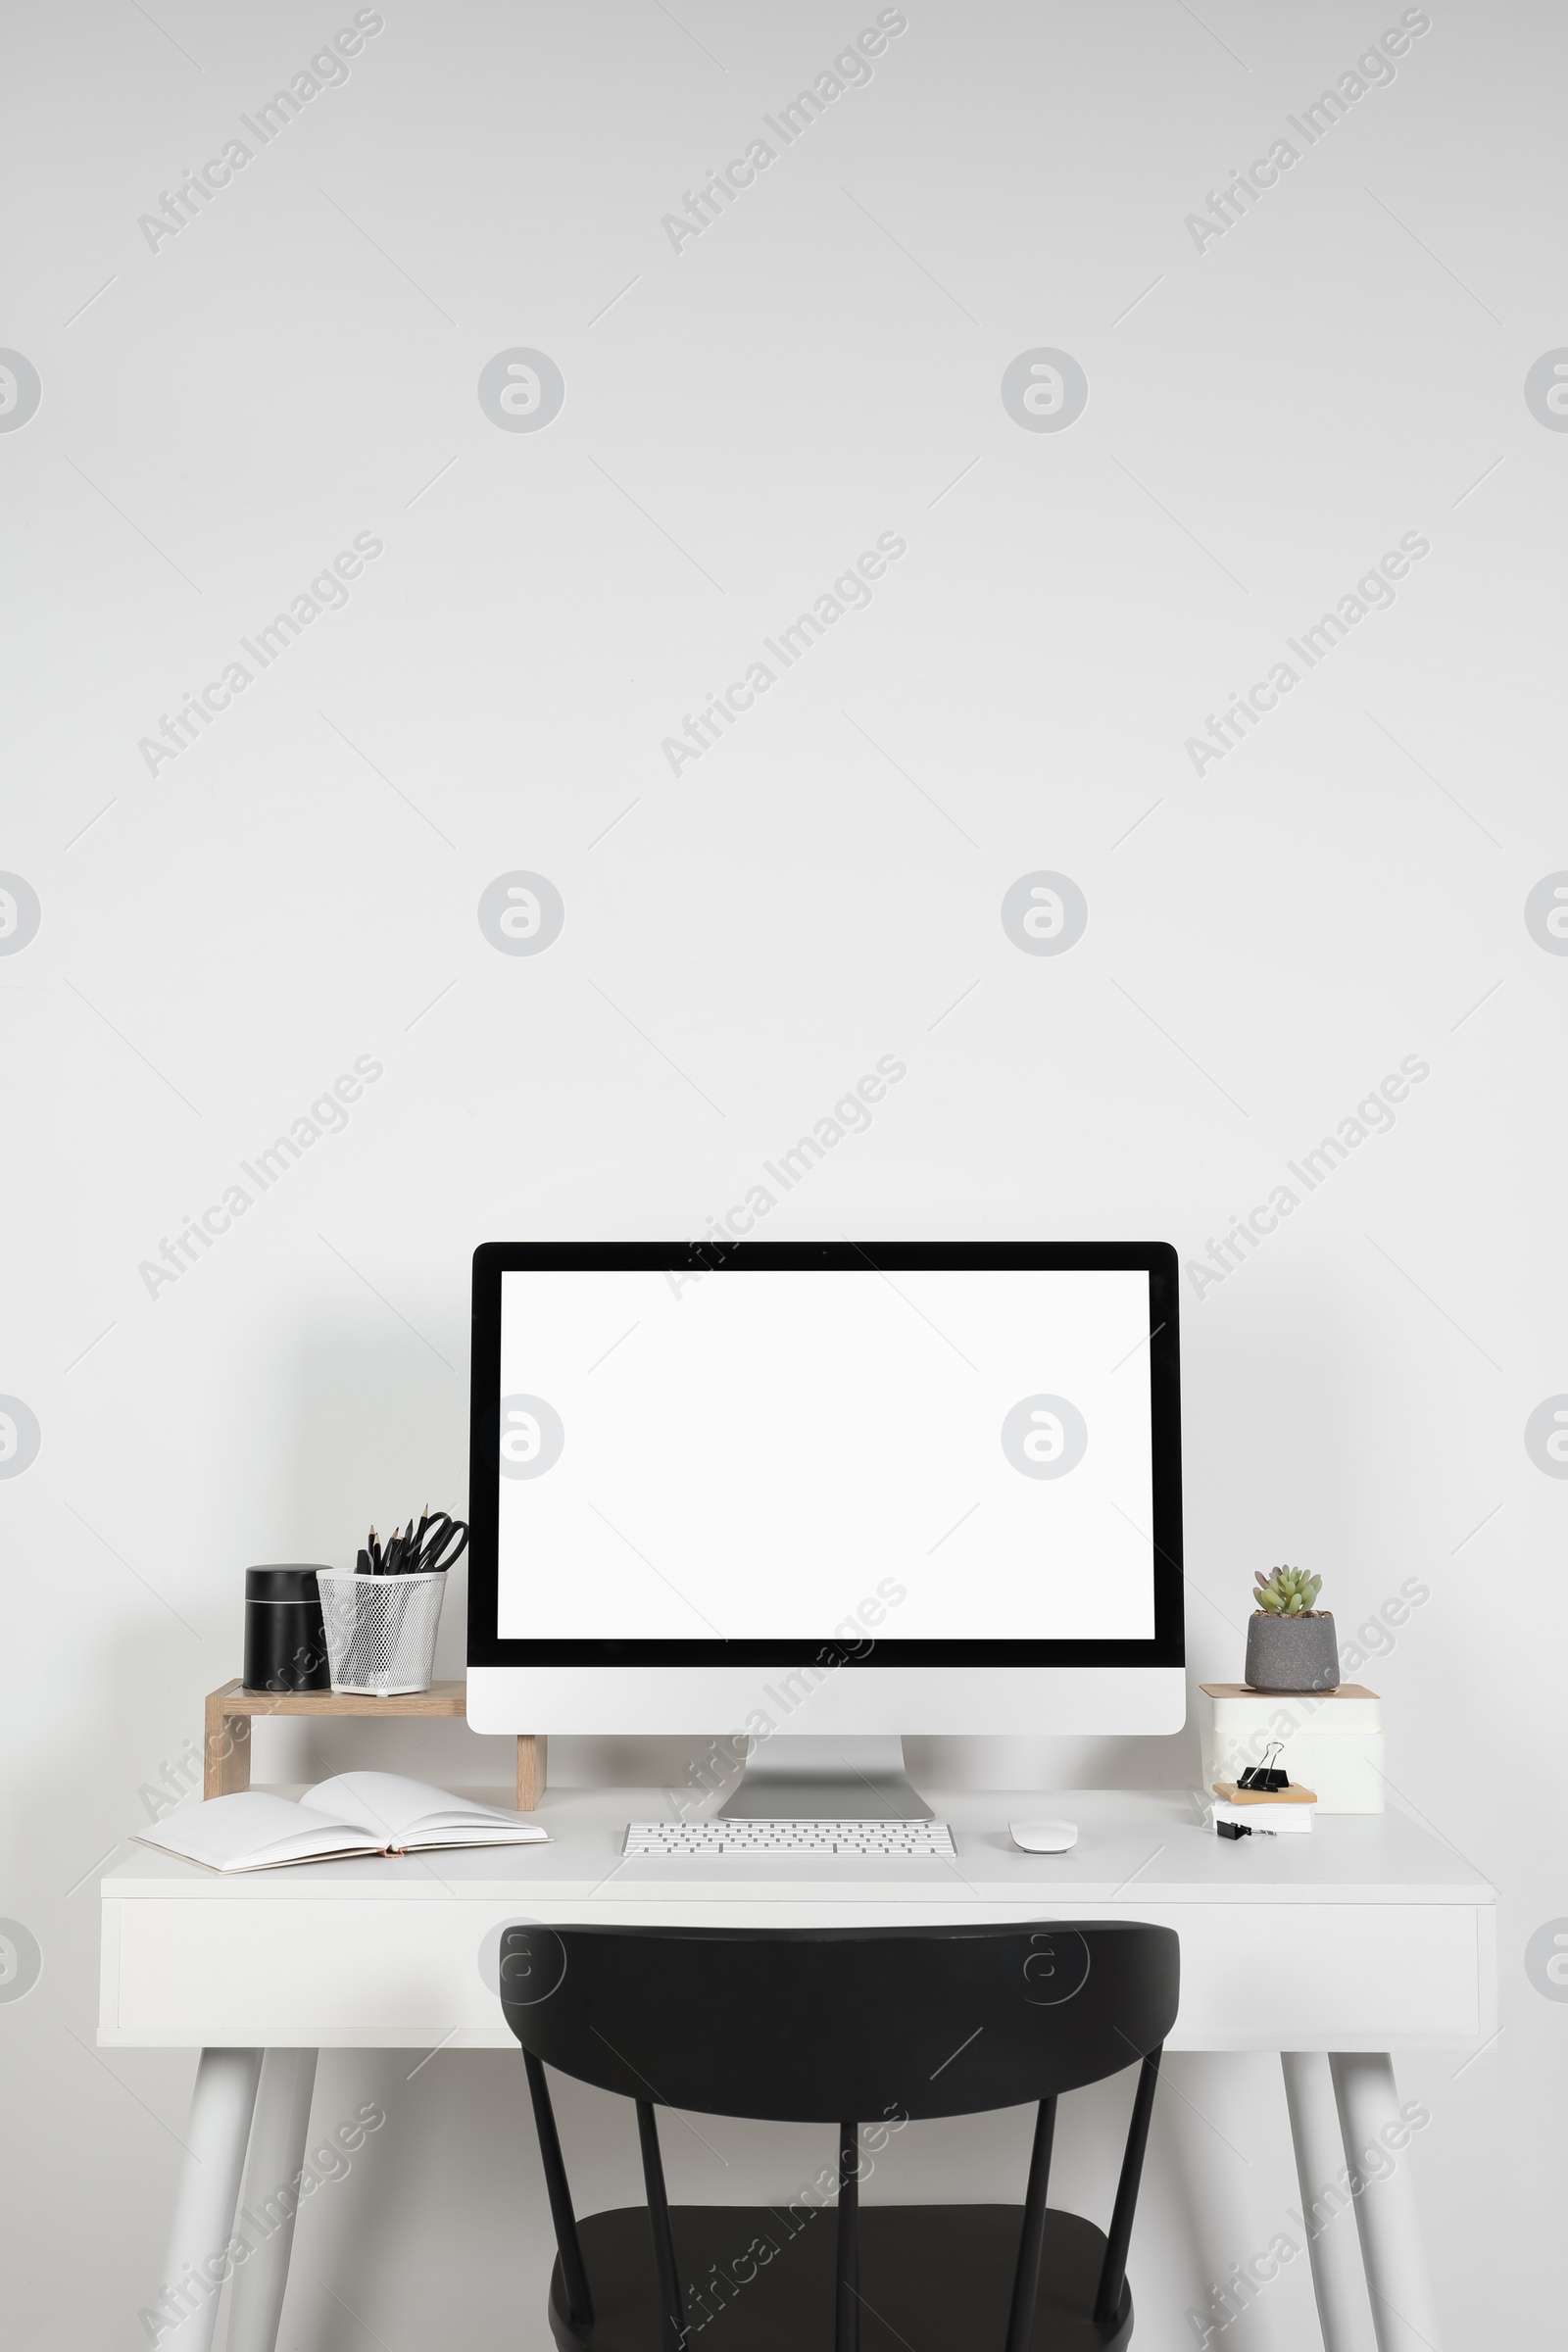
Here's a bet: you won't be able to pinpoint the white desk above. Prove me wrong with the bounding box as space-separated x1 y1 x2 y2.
101 1788 1495 2352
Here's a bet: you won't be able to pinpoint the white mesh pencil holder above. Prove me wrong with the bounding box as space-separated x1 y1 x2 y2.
316 1569 447 1695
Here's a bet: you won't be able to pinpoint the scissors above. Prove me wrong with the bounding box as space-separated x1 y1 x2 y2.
362 1509 470 1575
406 1511 468 1574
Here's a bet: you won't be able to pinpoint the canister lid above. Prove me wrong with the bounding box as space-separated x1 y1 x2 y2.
245 1565 328 1602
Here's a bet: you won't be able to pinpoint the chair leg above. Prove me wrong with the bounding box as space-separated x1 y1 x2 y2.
1004 2096 1057 2352
836 2122 859 2352
522 2051 594 2328
1093 2048 1162 2327
636 2101 686 2352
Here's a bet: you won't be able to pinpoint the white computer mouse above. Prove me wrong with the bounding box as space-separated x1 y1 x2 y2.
1008 1819 1078 1854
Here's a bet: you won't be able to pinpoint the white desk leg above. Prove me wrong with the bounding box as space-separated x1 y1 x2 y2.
225 2048 319 2352
148 2046 263 2351
1330 2052 1444 2352
1282 2052 1373 2351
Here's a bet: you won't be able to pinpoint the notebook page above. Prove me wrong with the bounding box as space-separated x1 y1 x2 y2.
134 1790 380 1871
302 1772 546 1846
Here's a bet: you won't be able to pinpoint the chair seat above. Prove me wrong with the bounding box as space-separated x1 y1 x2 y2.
547 2202 1133 2351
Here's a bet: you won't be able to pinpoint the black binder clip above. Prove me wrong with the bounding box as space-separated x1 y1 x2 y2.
1237 1740 1289 1793
1216 1818 1251 1840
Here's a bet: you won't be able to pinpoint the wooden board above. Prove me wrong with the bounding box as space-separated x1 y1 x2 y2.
1200 1683 1379 1701
1212 1780 1318 1806
204 1681 544 1811
208 1678 468 1720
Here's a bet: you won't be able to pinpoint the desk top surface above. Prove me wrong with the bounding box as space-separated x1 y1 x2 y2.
103 1787 1494 1909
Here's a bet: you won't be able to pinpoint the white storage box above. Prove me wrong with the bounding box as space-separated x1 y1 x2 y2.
1198 1683 1385 1813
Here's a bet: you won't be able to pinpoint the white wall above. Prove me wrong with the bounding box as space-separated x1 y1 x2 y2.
2 2 1562 2344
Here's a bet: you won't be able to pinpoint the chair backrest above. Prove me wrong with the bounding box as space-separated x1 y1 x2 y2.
501 1919 1177 2122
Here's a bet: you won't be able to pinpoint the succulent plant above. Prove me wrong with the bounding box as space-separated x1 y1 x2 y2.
1253 1565 1322 1617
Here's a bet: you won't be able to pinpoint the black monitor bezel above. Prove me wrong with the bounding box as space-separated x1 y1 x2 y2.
467 1241 1184 1672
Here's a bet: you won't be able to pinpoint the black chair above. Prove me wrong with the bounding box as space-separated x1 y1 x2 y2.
501 1919 1178 2351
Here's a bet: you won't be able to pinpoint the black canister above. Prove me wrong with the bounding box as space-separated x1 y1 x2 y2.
244 1565 332 1692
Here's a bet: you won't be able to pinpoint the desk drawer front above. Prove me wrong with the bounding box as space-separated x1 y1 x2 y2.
100 1898 1493 2052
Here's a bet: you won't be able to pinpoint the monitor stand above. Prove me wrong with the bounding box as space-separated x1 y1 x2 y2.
716 1734 934 1821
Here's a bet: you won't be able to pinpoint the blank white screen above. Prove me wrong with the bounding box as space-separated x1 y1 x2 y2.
495 1266 1156 1642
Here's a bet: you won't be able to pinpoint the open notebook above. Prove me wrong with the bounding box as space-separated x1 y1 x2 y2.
135 1772 551 1874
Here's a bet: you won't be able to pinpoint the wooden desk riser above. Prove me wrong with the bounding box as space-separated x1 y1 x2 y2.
204 1681 544 1810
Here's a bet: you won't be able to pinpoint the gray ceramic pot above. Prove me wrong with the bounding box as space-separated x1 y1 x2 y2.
1244 1610 1340 1693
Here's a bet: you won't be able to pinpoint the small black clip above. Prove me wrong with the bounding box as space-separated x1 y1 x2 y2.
1238 1740 1289 1793
1217 1818 1251 1840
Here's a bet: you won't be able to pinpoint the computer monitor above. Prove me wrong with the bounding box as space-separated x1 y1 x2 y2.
466 1243 1184 1814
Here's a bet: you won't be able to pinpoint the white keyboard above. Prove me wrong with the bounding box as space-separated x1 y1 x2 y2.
623 1819 956 1857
